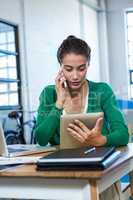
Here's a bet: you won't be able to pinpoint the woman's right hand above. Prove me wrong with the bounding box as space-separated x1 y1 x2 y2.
55 70 68 109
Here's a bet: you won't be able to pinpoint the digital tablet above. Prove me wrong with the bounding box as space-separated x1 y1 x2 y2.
60 112 104 149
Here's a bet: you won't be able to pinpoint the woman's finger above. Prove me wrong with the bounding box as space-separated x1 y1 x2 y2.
69 122 91 141
67 127 84 143
68 123 85 137
55 69 64 82
74 119 90 133
55 75 66 88
94 117 103 132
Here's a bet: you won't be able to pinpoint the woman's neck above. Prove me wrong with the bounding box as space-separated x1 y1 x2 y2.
69 80 87 97
63 80 88 114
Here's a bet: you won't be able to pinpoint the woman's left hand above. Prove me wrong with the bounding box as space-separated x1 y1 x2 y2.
67 118 107 146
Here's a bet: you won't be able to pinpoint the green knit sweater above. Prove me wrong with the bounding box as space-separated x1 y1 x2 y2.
35 80 129 146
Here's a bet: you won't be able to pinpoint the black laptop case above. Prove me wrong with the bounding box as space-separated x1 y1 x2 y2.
36 146 121 171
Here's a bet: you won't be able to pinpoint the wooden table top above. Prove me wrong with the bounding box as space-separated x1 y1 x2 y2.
0 143 133 179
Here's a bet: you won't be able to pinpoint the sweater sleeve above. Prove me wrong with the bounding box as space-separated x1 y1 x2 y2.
35 86 62 146
101 83 129 146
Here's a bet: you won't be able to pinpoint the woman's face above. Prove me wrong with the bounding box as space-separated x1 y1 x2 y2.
61 53 88 91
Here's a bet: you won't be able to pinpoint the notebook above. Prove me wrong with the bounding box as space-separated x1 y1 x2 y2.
60 112 104 149
0 123 56 157
36 146 121 170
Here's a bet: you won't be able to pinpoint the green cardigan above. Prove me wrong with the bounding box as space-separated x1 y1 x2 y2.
35 80 129 146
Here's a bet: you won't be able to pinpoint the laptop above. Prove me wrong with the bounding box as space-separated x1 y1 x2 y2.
0 123 56 157
60 112 104 149
36 146 121 170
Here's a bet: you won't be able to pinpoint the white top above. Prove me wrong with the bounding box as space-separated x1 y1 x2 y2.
63 89 89 115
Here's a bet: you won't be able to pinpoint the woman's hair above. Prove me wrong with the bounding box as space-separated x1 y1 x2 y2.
57 35 91 64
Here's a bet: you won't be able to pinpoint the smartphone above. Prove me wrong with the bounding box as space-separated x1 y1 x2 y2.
59 68 67 88
63 80 67 88
60 77 67 88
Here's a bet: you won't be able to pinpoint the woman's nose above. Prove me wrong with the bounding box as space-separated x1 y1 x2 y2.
72 71 78 79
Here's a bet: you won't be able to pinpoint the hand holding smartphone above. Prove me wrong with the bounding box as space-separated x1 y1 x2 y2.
55 69 68 109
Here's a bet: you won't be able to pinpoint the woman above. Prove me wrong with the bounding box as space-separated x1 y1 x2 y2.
35 35 129 147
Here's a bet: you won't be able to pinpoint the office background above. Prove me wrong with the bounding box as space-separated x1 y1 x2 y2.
0 0 133 142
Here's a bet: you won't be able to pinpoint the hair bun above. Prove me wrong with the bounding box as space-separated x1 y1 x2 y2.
57 35 91 64
66 35 76 40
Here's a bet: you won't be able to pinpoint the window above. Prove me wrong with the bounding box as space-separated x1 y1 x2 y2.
0 21 21 109
126 12 133 98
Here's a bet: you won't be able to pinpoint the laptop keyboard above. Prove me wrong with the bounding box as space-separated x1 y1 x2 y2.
8 147 27 153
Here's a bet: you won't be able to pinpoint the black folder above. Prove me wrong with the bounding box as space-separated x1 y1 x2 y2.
36 147 121 171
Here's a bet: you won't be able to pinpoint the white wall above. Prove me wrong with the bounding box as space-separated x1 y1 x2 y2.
106 0 133 98
0 0 21 23
83 5 100 82
23 0 100 110
24 0 80 112
97 0 110 83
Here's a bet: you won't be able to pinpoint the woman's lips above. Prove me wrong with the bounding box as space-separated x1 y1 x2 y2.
70 82 81 86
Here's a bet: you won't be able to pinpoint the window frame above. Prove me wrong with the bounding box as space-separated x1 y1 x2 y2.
0 19 22 110
125 11 133 99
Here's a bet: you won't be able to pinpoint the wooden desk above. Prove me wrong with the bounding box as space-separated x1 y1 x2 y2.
0 144 133 200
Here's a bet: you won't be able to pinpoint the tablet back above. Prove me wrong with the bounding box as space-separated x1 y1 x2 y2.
60 112 103 149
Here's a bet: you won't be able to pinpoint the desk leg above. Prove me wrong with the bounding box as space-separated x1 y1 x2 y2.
90 180 99 200
129 170 133 199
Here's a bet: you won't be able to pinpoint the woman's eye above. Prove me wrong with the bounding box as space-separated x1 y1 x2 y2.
79 67 86 71
65 68 72 72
